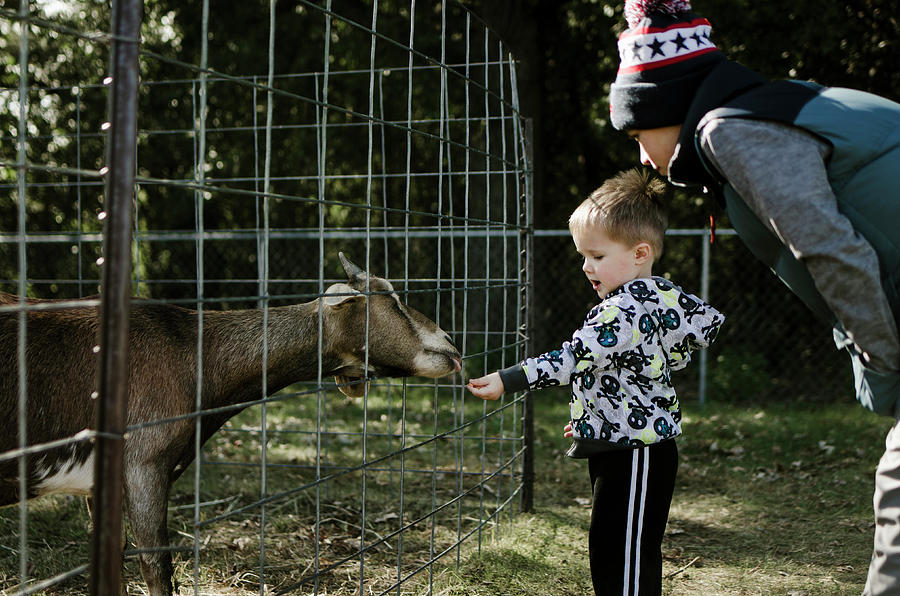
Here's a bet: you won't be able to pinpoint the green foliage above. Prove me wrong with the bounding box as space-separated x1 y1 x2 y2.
0 2 110 296
2 1 526 303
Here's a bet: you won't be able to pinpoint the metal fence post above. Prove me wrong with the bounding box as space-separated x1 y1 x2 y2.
698 228 711 406
89 0 140 593
521 118 535 513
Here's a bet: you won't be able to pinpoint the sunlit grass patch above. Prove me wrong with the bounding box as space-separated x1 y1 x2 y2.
1 389 891 595
434 398 890 596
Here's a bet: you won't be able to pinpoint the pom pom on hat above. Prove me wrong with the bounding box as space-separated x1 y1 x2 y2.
624 0 692 28
609 0 724 130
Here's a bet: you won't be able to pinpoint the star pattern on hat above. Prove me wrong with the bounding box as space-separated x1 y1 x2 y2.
647 36 666 58
631 41 644 60
617 19 718 73
671 32 688 51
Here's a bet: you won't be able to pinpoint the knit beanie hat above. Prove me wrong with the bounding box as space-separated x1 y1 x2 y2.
609 0 725 131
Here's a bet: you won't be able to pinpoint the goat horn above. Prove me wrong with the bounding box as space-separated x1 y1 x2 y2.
338 252 367 283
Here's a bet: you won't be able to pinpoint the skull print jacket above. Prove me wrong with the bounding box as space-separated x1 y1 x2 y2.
498 277 724 458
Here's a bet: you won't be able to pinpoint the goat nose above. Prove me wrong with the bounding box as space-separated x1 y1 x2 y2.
445 333 459 352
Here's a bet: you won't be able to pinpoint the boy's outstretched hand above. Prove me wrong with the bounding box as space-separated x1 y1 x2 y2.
466 372 505 400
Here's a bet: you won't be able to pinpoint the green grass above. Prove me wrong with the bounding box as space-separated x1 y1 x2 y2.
1 385 892 595
1 382 523 595
433 391 892 595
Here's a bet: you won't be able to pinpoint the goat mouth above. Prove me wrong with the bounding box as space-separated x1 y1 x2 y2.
334 374 368 397
333 364 409 397
332 353 460 390
443 351 462 371
418 350 462 377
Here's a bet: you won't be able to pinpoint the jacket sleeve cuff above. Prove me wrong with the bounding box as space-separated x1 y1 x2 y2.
497 364 529 394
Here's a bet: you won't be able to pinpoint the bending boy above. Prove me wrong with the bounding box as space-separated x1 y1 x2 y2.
608 1 900 592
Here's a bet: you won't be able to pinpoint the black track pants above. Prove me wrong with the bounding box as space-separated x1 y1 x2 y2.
588 440 678 596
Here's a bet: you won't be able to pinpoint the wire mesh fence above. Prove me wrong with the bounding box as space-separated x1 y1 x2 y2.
1 1 531 594
1 0 862 594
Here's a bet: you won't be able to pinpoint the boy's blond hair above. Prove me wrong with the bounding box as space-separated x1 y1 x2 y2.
568 168 668 261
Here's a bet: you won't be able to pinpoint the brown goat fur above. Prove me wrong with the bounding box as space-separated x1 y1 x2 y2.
0 254 460 595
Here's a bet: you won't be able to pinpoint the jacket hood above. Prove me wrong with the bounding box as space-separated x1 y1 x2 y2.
667 59 767 188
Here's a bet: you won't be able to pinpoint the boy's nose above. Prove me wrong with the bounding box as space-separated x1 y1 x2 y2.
639 144 653 167
582 259 592 274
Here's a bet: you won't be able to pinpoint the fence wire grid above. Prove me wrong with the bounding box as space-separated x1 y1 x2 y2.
1 1 532 594
1 0 862 594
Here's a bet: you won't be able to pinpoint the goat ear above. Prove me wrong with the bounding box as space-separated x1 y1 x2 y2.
323 283 363 307
338 252 368 284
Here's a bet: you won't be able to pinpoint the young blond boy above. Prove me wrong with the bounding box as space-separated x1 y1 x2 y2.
468 168 724 595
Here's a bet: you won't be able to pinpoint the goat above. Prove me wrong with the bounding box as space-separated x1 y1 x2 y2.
0 253 461 596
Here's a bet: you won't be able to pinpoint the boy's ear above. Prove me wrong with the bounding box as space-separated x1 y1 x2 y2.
634 242 653 264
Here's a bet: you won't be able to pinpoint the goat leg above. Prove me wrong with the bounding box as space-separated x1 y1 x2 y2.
124 465 174 596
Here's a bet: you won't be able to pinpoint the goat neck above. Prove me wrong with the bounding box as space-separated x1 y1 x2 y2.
197 300 339 408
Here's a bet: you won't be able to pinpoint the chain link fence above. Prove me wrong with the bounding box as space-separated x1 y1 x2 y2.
532 228 853 405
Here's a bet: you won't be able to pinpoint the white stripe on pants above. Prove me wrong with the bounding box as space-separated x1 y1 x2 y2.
623 447 650 596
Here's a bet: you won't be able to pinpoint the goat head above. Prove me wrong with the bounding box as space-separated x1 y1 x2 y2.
326 253 461 397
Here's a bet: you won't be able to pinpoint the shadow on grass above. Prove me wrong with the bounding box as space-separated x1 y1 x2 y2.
0 495 93 593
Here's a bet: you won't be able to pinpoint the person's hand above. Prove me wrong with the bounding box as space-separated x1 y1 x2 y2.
466 372 505 400
563 421 574 438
